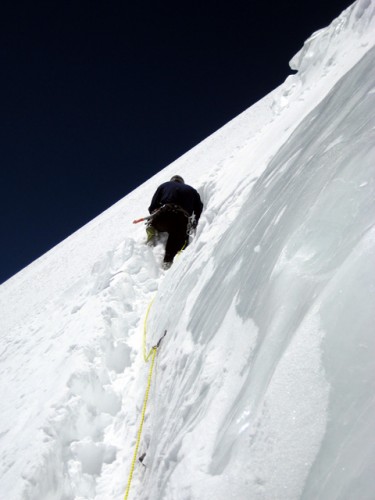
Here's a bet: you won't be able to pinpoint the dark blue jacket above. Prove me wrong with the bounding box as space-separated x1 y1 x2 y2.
149 181 203 221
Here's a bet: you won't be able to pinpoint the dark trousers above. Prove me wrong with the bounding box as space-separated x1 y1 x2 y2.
150 209 188 262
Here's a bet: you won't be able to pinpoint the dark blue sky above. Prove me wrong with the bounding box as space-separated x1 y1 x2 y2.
1 0 351 283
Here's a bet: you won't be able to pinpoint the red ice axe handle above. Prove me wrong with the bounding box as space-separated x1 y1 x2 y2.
133 214 155 224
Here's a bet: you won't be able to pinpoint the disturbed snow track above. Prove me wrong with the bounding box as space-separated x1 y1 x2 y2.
10 239 164 499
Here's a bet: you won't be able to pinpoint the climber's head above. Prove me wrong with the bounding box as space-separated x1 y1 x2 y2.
170 175 185 184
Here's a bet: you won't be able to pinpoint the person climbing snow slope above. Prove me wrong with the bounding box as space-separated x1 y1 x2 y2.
147 175 203 269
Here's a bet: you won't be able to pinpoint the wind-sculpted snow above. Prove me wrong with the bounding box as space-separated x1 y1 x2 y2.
141 45 375 500
0 1 374 499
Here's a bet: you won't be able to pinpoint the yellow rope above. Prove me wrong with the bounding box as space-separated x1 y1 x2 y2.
143 298 155 362
124 346 157 500
124 298 165 499
125 227 188 499
124 225 189 497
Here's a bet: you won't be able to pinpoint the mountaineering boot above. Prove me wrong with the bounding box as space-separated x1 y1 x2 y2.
146 225 157 246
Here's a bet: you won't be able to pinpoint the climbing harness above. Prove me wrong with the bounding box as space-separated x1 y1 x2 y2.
133 203 191 226
124 297 166 500
153 203 190 219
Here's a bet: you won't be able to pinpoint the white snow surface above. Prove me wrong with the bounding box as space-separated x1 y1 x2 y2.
1 1 375 499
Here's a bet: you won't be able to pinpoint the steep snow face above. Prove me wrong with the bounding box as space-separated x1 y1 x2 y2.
143 45 375 500
0 1 374 500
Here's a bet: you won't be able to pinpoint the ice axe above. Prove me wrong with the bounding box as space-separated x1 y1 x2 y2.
132 215 152 224
133 207 162 224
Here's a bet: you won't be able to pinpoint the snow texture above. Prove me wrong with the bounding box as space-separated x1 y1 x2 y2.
1 1 375 499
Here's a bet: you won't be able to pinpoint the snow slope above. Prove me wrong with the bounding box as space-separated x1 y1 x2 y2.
1 1 374 499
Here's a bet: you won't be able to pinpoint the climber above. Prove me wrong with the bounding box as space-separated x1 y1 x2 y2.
146 175 203 269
